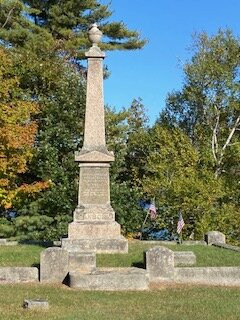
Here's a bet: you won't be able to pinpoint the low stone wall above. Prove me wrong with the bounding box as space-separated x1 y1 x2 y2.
182 241 206 246
212 243 240 252
145 246 240 287
174 267 240 286
0 267 38 283
135 240 206 246
0 239 18 246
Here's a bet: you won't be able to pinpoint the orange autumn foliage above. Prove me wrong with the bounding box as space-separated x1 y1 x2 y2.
0 48 49 209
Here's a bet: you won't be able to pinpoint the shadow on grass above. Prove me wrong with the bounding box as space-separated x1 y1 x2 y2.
132 261 145 269
31 263 40 268
19 240 53 248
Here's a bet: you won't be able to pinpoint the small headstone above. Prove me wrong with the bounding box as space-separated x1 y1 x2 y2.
205 231 226 245
0 239 7 245
145 246 174 280
23 299 49 309
40 247 69 283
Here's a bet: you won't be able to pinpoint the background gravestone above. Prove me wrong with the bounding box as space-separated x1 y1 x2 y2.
205 231 226 245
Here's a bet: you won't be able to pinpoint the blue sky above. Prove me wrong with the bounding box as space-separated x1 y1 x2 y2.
100 0 240 123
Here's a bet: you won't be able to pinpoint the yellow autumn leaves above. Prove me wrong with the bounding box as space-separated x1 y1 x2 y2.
0 48 49 209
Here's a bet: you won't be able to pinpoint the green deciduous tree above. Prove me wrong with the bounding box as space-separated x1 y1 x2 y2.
0 48 49 210
14 60 86 240
142 124 225 238
161 30 240 179
159 30 240 243
105 99 150 236
0 47 50 239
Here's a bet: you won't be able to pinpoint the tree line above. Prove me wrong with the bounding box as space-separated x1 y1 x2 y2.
0 1 239 243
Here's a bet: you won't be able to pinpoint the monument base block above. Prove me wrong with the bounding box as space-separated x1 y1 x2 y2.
68 221 121 239
61 237 128 254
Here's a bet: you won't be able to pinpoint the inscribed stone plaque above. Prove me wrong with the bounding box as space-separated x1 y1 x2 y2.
79 167 110 205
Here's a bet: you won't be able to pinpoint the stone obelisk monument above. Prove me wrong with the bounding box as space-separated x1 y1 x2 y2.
62 24 128 253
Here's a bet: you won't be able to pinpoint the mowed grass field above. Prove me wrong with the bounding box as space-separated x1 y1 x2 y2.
0 241 240 268
0 241 240 319
0 284 240 320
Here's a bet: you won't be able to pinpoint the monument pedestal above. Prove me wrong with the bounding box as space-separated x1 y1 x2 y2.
62 158 128 254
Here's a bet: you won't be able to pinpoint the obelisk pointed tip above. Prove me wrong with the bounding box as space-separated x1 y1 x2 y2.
88 23 103 45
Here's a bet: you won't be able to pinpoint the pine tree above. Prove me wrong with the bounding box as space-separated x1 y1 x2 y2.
0 0 146 58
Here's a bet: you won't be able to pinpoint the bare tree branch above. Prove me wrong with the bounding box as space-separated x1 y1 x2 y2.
1 7 14 29
220 114 240 155
215 114 240 178
211 107 220 163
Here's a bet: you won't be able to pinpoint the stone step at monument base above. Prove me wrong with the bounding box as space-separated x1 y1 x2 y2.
61 237 128 254
74 205 115 221
69 267 149 291
69 251 96 273
68 221 121 239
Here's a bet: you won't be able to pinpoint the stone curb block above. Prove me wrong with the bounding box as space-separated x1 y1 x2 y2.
0 267 38 283
174 267 240 286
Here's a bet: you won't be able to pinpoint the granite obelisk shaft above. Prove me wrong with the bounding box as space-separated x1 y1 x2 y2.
84 49 106 150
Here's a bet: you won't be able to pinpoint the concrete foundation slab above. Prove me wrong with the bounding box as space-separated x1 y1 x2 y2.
69 267 149 291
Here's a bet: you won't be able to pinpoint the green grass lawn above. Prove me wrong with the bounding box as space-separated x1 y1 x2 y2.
0 242 240 319
0 284 239 320
97 241 240 268
0 245 43 267
0 241 240 267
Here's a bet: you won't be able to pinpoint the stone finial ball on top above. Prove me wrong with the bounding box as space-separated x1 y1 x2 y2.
88 23 103 45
